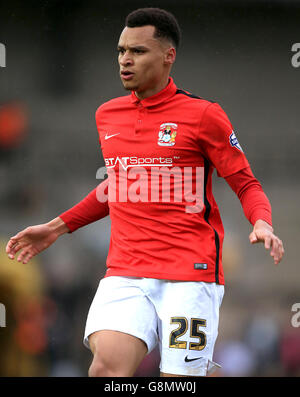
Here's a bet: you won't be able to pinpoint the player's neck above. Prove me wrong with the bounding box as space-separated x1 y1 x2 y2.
134 76 170 101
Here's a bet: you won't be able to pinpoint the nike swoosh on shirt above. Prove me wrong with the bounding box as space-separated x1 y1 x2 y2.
184 356 201 362
104 133 120 140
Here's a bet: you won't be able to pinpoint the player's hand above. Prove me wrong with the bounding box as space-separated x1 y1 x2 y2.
5 217 69 264
249 219 284 265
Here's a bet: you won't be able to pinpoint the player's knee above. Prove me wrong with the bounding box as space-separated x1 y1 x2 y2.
88 359 107 377
88 355 129 377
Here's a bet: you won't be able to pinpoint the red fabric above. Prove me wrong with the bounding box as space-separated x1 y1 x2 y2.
225 167 272 226
59 179 109 232
58 78 272 285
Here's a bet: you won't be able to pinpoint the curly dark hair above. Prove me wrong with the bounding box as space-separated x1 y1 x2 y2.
125 8 181 50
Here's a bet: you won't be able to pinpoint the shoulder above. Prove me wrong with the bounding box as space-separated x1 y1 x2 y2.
175 88 215 104
174 88 232 125
95 94 131 118
174 88 217 112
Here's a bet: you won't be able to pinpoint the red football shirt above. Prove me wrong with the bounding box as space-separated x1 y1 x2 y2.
83 77 254 285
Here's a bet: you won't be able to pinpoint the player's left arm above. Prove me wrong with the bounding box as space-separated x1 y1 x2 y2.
199 102 284 265
225 167 284 265
249 219 284 265
248 218 284 265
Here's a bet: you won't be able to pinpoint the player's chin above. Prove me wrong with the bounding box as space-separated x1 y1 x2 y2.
120 77 138 91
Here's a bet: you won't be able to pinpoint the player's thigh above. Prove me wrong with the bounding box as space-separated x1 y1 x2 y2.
89 329 147 376
157 281 224 377
84 276 158 375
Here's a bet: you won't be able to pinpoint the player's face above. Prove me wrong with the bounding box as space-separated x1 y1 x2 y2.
118 26 175 99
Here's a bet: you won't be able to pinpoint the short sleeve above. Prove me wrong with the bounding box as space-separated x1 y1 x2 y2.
198 102 250 178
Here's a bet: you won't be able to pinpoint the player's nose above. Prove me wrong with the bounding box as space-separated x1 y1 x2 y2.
119 52 133 66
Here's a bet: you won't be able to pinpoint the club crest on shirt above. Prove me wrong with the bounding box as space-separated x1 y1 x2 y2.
229 130 243 152
158 123 177 146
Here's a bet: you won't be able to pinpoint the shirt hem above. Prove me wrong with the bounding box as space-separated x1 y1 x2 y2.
104 268 225 285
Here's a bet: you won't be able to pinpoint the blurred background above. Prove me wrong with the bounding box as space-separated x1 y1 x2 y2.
0 0 299 377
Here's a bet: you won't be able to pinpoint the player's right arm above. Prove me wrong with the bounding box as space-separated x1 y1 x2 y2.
6 179 109 264
6 217 70 264
6 104 110 264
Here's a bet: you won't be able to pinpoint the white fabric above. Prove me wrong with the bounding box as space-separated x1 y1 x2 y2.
84 276 224 376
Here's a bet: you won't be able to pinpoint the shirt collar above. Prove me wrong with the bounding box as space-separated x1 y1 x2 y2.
130 77 177 108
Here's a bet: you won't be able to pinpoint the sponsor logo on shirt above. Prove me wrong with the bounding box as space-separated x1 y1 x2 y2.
158 123 177 146
105 156 173 170
229 130 243 152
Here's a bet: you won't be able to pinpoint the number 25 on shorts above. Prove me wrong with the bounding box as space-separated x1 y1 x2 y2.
169 317 207 351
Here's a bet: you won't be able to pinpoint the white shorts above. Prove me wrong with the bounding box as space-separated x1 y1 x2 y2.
84 276 224 376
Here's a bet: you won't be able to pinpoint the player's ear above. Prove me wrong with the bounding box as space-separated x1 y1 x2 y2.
164 47 176 65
